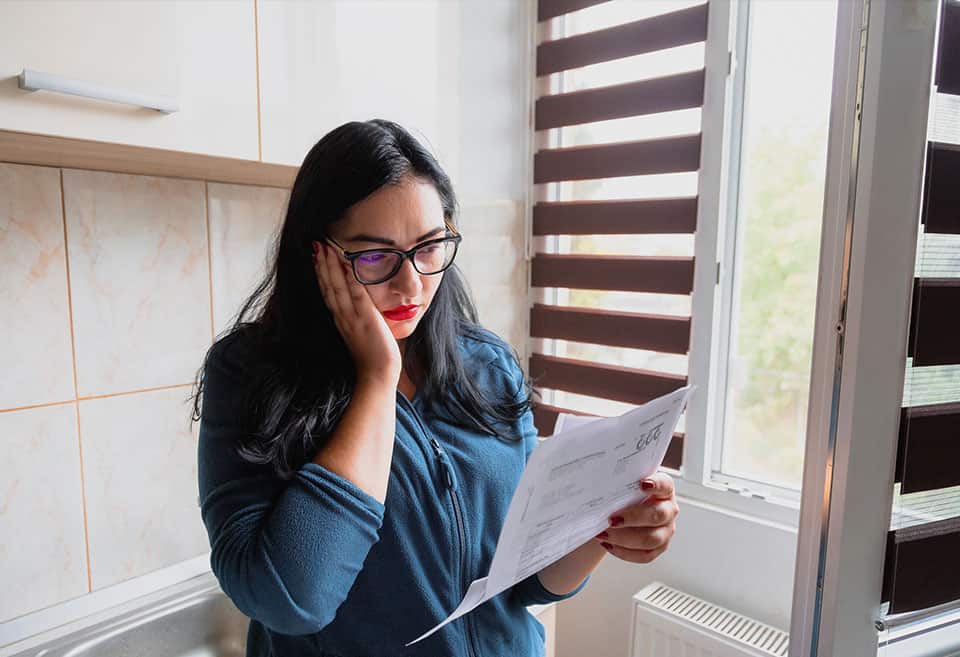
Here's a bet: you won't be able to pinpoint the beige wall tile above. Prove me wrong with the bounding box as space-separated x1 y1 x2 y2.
206 183 288 337
0 163 74 410
80 387 206 590
0 404 87 622
61 170 211 396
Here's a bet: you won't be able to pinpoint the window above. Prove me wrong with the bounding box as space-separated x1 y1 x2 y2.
530 0 840 511
712 0 839 494
881 0 960 616
529 0 709 472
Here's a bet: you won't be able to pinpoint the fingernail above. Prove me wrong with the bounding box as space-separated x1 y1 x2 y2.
641 479 655 491
609 516 624 527
312 242 319 254
601 542 613 551
595 531 609 540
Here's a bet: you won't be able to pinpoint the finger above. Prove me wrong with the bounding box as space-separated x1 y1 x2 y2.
329 246 366 311
597 525 674 551
313 242 333 302
600 541 669 565
610 498 678 528
314 243 342 316
323 243 359 319
340 256 376 311
640 471 675 500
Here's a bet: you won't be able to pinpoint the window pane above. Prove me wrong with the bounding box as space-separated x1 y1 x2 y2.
546 288 692 316
554 109 702 148
562 0 706 39
568 234 695 257
719 0 838 490
560 340 688 376
550 389 687 435
550 43 705 94
557 173 699 201
550 1 706 92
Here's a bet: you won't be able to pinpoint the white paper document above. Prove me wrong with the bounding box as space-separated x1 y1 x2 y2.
406 384 696 646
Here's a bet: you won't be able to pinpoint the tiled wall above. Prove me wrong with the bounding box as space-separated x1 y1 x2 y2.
0 161 528 624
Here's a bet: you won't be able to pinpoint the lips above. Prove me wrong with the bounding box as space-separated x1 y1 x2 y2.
382 304 419 321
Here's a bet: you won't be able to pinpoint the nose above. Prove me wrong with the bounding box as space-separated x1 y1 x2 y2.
390 255 423 298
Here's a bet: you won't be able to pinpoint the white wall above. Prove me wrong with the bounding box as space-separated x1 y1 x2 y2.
451 0 532 360
454 0 531 204
557 498 798 657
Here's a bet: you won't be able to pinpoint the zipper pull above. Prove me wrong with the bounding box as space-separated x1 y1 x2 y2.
429 438 458 491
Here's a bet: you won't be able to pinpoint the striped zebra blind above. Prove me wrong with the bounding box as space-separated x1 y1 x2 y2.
529 0 709 470
882 0 960 615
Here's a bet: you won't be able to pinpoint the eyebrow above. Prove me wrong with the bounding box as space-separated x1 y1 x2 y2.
344 225 448 246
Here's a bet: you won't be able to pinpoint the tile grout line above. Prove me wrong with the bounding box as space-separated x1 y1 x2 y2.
0 383 199 414
60 168 93 594
205 181 215 342
254 0 263 162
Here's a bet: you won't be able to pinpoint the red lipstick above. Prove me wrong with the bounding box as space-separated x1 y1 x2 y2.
382 304 419 321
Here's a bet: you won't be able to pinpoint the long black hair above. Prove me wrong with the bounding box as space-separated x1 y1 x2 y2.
188 119 536 480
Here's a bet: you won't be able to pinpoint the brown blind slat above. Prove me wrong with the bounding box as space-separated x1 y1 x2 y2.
529 353 687 406
895 402 960 493
537 0 609 22
884 520 960 613
907 278 960 366
921 142 960 234
533 404 684 470
535 69 706 130
531 402 594 434
530 303 691 353
534 134 701 183
537 4 709 76
531 402 686 470
531 254 695 294
935 0 960 95
662 433 684 471
533 198 698 235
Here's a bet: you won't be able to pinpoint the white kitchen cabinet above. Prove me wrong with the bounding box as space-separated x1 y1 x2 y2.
0 1 259 161
256 0 461 171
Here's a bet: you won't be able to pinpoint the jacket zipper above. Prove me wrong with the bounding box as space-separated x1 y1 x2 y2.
398 395 480 657
429 438 481 657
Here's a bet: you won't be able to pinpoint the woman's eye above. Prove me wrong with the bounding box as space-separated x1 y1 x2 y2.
420 245 440 254
359 253 387 264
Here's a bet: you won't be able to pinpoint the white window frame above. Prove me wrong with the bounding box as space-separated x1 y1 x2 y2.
790 0 939 653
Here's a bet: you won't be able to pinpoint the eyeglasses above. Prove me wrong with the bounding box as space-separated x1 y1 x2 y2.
323 224 463 285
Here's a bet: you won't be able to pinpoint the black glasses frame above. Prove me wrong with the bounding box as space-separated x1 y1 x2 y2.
324 227 463 286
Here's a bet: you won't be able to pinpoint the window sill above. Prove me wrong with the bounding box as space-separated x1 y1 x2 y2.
674 477 801 531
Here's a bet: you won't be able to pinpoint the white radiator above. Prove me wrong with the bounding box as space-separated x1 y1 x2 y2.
630 582 789 657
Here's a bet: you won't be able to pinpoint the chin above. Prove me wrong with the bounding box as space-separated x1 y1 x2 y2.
391 322 419 341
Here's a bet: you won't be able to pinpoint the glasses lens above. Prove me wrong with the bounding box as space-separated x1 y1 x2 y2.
354 251 402 283
413 239 457 274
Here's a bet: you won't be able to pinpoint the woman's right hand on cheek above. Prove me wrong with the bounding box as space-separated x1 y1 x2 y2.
313 241 402 389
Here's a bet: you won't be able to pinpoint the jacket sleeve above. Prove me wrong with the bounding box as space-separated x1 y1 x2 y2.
197 335 385 636
497 349 591 607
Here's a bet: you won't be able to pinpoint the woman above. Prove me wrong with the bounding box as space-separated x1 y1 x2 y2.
191 119 679 657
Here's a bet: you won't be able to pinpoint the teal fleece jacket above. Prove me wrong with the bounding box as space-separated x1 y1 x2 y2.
197 326 589 657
